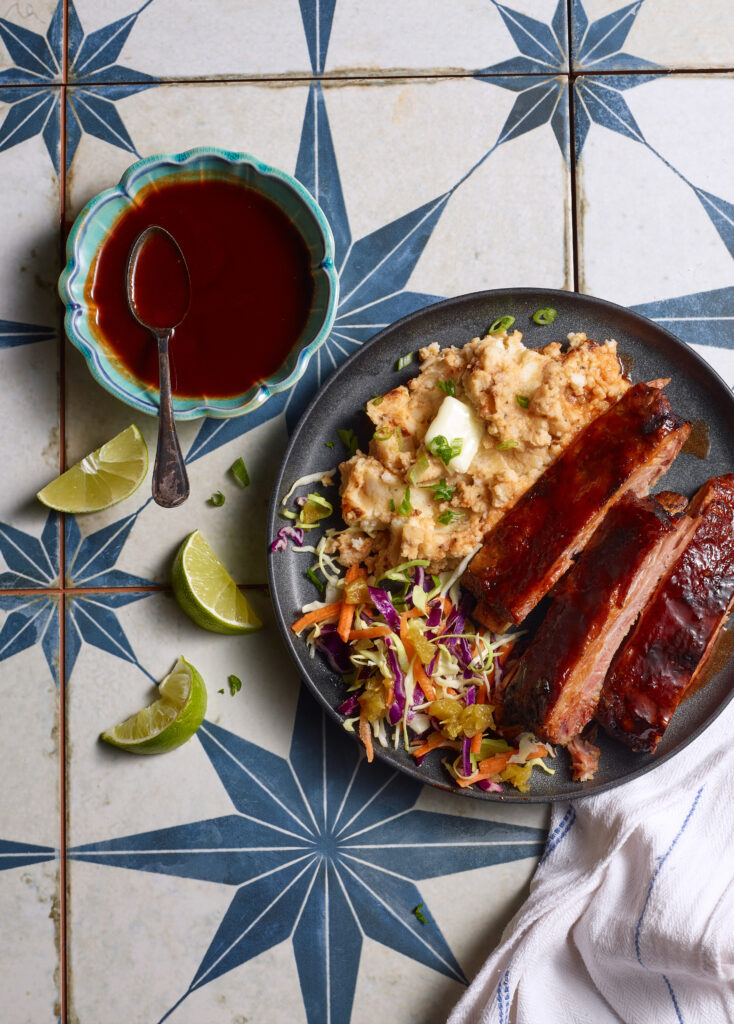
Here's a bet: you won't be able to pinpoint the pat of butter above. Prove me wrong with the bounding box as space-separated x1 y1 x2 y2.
424 396 484 474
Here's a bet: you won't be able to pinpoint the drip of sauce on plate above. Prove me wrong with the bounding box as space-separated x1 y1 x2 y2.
681 418 710 460
682 621 734 702
88 178 315 398
619 352 634 378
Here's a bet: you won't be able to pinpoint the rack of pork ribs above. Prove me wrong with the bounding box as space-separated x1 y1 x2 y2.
461 380 734 782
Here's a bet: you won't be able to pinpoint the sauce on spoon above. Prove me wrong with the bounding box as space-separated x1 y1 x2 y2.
88 178 316 398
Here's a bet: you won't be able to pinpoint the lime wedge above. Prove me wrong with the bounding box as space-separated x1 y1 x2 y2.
37 424 148 513
172 529 262 635
101 656 207 754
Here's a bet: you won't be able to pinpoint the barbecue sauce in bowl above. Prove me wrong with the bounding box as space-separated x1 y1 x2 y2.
87 178 315 398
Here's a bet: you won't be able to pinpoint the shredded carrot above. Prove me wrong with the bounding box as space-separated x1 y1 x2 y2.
399 613 436 701
476 683 487 704
470 731 483 757
291 602 342 634
337 565 365 642
347 625 391 641
455 771 483 788
358 708 374 763
411 731 454 759
446 687 458 696
478 752 513 774
413 658 436 701
406 606 424 618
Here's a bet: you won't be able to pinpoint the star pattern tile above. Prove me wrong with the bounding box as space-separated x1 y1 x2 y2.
70 689 546 1024
0 0 156 173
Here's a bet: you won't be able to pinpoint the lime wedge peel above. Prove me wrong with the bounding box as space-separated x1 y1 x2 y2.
37 424 148 513
172 529 262 635
101 656 207 754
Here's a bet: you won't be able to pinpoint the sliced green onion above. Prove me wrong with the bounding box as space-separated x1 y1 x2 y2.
532 307 557 325
338 428 359 456
496 440 520 450
396 352 415 371
324 441 334 449
230 457 250 487
208 491 225 507
428 435 463 466
306 568 326 595
431 573 441 588
397 487 413 517
437 509 465 526
515 394 530 409
437 380 456 397
426 477 454 502
228 674 242 696
407 453 429 485
389 498 396 512
370 393 384 406
411 905 429 929
373 425 393 442
217 688 224 694
489 315 515 333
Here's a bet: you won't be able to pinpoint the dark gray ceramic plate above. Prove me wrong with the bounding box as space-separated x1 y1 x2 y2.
268 288 734 802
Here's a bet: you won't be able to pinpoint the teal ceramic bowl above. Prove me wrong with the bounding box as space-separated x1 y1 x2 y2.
59 147 339 420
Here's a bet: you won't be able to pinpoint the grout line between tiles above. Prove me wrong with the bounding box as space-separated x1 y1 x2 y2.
59 4 68 1021
567 2 580 292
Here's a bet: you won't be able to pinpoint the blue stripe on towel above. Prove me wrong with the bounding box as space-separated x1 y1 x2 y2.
539 804 577 865
495 963 512 1024
634 785 704 1024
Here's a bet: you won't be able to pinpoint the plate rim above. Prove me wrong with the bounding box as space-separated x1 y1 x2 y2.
267 286 734 803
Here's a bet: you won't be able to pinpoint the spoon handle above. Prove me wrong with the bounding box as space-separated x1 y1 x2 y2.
152 331 189 508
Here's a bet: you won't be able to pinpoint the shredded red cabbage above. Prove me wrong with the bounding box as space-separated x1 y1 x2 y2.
461 736 472 777
270 525 305 552
313 624 352 674
477 778 502 792
426 599 443 630
385 635 405 723
465 685 476 705
368 587 401 633
337 695 359 715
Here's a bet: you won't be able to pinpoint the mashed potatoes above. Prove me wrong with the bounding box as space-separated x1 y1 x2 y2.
332 329 630 573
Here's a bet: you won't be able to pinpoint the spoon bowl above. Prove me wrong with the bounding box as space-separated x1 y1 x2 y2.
126 225 191 508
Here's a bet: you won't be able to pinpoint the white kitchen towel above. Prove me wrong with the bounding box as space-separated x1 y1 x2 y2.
448 697 734 1024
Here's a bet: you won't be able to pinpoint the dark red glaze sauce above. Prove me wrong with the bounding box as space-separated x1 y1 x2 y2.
503 495 676 737
464 383 689 628
598 475 734 752
87 178 315 398
128 228 190 330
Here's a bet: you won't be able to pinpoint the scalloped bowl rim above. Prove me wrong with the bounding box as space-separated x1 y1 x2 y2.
59 146 339 420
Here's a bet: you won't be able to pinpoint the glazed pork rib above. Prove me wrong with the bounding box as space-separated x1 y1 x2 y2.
462 382 691 632
597 475 734 753
501 493 698 745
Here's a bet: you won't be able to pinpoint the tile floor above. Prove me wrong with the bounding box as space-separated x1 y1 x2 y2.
0 1 732 1022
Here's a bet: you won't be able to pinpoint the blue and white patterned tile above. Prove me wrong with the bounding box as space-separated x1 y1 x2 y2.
68 0 568 80
0 94 60 577
0 1 61 84
63 74 571 586
0 605 60 1021
65 590 548 1023
572 0 734 73
575 72 734 386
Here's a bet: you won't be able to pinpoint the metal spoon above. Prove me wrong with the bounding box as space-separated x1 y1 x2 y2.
126 225 191 508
